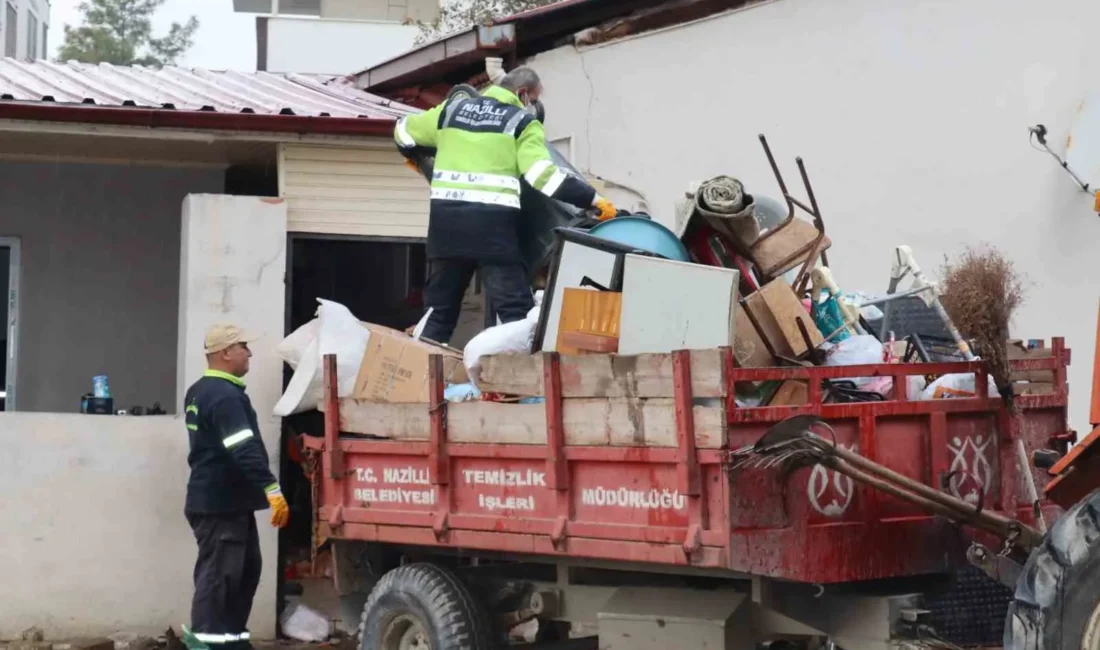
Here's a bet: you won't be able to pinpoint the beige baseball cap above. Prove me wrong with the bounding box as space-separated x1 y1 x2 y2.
204 323 259 354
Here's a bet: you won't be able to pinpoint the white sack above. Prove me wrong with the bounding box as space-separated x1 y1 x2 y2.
276 319 319 370
921 373 999 400
273 299 370 416
463 292 542 388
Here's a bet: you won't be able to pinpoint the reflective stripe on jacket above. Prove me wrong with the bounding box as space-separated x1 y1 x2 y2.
395 86 596 262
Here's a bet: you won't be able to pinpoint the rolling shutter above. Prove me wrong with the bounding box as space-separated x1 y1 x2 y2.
278 142 428 237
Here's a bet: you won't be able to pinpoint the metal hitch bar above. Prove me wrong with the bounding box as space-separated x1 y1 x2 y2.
733 415 1044 553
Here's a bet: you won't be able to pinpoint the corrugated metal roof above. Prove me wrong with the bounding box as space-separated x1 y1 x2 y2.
0 58 416 119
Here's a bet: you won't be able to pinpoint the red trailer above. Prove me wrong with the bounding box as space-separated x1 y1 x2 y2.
303 342 1072 650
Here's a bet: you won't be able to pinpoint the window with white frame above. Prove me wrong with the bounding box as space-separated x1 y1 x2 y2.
41 21 46 58
26 11 37 61
4 3 16 58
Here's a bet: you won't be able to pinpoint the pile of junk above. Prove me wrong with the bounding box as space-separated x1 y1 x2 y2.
276 128 1059 421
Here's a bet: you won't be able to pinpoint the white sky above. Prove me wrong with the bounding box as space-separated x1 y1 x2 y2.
48 0 258 71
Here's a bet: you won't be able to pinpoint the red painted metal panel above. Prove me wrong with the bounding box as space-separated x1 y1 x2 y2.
314 347 1072 583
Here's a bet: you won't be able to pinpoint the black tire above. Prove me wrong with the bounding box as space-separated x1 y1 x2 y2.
447 84 480 102
1005 488 1100 650
359 563 494 650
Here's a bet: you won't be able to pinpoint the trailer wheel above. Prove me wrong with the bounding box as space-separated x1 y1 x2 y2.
359 563 493 650
1005 487 1100 650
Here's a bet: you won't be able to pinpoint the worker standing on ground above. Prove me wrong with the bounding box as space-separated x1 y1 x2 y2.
394 66 617 344
181 323 289 650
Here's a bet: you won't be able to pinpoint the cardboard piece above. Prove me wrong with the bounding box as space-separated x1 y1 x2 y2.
352 324 468 403
1007 340 1055 383
768 380 809 406
743 279 823 359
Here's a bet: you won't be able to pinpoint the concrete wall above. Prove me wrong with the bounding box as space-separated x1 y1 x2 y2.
178 194 288 640
530 0 1100 430
0 160 224 413
0 413 194 639
0 194 286 640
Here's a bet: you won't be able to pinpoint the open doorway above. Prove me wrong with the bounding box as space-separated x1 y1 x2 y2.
0 237 20 411
279 234 433 631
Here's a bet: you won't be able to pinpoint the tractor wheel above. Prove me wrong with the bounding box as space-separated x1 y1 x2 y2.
359 563 494 650
1005 487 1100 650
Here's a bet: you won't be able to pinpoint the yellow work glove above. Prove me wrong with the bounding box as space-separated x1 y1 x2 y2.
265 484 290 528
593 195 617 222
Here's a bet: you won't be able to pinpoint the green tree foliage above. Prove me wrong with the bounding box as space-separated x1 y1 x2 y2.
415 0 560 44
57 0 199 67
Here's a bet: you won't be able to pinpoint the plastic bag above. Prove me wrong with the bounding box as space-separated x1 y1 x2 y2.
824 335 884 388
920 373 998 400
280 602 331 642
273 299 370 416
463 292 543 388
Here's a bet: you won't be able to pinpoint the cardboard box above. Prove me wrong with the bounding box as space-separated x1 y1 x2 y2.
742 279 823 359
733 307 775 369
352 324 468 403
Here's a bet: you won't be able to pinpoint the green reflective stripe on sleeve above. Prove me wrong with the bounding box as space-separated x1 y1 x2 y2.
186 424 197 431
265 483 282 495
203 369 245 387
186 404 198 416
222 429 254 448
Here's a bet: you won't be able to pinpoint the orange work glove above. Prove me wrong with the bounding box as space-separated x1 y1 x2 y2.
265 484 290 528
593 196 617 222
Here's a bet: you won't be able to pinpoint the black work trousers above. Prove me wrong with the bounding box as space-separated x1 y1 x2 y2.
421 258 534 344
188 513 262 650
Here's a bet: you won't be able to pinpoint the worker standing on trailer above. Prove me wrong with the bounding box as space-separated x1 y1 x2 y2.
181 323 289 650
394 67 618 344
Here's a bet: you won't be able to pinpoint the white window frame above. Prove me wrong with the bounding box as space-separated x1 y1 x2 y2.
0 237 22 411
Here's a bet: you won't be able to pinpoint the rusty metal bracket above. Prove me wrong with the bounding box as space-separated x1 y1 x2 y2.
428 354 450 485
967 542 1022 589
432 511 449 540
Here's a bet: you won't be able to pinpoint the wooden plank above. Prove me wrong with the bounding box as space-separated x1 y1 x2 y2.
478 349 725 398
331 398 726 449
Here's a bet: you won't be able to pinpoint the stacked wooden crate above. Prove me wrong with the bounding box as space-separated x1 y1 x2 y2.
329 350 729 449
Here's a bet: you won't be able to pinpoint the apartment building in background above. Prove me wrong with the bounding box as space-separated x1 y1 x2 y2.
233 0 438 75
1 0 48 60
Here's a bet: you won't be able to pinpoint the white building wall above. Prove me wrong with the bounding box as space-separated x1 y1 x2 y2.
1 0 50 60
178 194 289 640
265 17 417 76
529 0 1100 430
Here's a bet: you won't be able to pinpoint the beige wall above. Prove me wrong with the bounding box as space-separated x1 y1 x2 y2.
0 160 224 413
531 0 1100 430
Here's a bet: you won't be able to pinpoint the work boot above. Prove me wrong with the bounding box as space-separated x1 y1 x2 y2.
180 626 210 650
